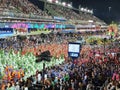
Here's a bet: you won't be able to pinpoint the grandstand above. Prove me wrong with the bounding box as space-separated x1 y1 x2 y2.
0 0 52 21
0 0 107 37
0 0 106 23
0 1 120 90
0 0 48 17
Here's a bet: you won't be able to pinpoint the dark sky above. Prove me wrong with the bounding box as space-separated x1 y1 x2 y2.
70 0 120 24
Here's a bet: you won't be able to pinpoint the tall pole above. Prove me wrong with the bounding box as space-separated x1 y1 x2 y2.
104 40 105 56
42 62 45 89
108 7 111 12
43 62 45 83
104 38 106 56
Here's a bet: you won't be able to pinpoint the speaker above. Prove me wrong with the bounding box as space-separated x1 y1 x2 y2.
36 50 51 63
17 35 26 41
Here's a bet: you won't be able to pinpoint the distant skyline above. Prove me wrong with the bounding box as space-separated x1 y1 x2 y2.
69 0 120 24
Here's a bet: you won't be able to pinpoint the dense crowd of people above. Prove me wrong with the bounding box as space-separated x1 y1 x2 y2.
0 32 119 90
0 0 51 19
2 60 120 90
0 0 105 24
4 0 47 15
46 3 103 23
46 3 80 20
0 32 105 53
0 1 119 90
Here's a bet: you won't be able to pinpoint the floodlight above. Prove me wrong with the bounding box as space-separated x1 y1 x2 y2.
55 0 58 3
47 0 52 2
81 8 84 11
62 2 66 6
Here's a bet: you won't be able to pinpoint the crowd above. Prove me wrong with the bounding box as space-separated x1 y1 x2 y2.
0 32 119 90
46 3 104 23
0 0 51 19
46 3 81 20
0 32 105 53
0 33 68 53
0 0 119 90
2 60 120 90
0 0 105 24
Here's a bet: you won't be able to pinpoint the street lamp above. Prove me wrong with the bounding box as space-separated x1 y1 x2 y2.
108 7 111 12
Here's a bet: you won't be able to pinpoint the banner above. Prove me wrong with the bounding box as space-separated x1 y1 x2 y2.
53 16 67 21
0 28 14 38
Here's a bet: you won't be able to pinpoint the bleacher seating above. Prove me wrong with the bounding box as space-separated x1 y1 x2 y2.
0 0 105 25
46 3 82 20
45 2 105 24
0 0 51 19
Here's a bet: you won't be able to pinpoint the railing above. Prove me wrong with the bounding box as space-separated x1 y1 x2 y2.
0 11 52 19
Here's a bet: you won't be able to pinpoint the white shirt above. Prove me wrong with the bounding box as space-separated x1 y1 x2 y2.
38 73 41 82
24 87 28 90
15 85 20 90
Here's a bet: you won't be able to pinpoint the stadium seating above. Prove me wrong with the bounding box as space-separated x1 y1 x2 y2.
0 0 105 25
45 3 82 20
45 2 105 23
0 0 51 19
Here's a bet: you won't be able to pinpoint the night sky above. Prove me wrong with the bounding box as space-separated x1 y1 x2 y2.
70 0 120 24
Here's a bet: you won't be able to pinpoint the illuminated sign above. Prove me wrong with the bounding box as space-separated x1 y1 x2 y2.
11 23 28 29
68 42 81 58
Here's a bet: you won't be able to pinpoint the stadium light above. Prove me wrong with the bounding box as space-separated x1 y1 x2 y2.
55 0 59 3
62 2 66 6
89 10 93 14
84 8 87 12
83 8 87 12
88 20 93 23
47 0 52 3
80 7 93 14
68 3 72 7
81 8 84 11
81 8 87 12
87 10 90 13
